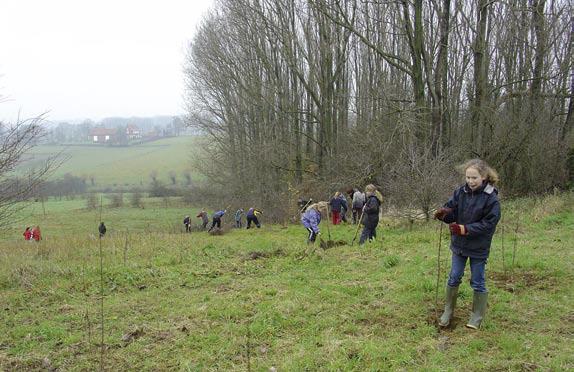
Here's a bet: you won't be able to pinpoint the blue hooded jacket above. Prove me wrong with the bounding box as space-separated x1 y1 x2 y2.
442 182 501 259
301 208 321 234
213 210 226 219
246 208 261 218
329 197 344 213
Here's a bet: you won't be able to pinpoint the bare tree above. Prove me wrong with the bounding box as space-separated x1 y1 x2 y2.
86 193 98 210
0 114 62 227
183 0 573 216
108 193 124 208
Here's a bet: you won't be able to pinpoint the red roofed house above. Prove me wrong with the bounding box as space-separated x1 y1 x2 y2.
90 127 118 143
126 124 141 140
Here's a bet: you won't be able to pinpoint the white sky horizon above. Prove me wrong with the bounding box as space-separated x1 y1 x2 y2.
0 0 214 123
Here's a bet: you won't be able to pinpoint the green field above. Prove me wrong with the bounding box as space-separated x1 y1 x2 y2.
19 136 201 189
0 194 572 370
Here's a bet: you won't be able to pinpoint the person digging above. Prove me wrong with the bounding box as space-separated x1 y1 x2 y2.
300 201 329 255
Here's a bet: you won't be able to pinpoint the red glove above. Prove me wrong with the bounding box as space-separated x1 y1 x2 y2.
434 207 453 221
449 223 467 236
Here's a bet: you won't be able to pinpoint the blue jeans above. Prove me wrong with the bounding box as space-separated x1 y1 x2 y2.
447 252 487 293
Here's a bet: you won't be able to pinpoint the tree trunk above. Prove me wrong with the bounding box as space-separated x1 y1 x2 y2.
472 0 490 156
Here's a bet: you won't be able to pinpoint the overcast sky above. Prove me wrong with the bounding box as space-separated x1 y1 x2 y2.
0 0 214 123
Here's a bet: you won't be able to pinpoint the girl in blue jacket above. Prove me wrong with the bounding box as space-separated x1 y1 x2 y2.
301 201 328 244
434 159 501 329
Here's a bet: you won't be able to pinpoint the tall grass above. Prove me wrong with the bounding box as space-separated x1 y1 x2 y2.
0 193 572 370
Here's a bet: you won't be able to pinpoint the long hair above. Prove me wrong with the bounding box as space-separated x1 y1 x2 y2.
307 201 328 215
459 159 499 185
364 184 383 202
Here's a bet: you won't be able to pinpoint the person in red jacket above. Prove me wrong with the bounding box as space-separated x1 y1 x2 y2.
23 227 32 241
31 226 42 242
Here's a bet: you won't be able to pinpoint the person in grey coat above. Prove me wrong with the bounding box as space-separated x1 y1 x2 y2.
352 188 366 224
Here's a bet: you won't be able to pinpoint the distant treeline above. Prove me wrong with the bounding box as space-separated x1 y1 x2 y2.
2 173 196 201
184 0 574 218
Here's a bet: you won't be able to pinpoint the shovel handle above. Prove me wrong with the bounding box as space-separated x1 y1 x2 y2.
351 206 366 246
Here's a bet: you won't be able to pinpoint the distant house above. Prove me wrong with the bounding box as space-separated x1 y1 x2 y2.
126 124 141 140
90 127 117 143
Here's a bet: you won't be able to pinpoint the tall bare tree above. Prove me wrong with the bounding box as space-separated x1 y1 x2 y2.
184 0 573 217
0 114 62 227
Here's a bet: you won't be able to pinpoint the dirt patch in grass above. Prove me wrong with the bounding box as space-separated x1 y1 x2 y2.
561 312 574 323
245 249 286 260
0 355 49 371
490 270 557 293
121 326 145 343
354 314 393 328
425 307 463 332
214 284 233 293
319 239 347 250
152 330 174 342
208 228 224 236
558 312 574 337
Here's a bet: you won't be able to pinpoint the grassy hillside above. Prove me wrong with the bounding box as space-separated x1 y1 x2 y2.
19 136 201 189
0 193 572 370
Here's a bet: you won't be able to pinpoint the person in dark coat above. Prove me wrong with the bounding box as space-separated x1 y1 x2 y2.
434 159 501 330
329 192 344 225
359 185 382 245
338 192 348 223
246 207 262 229
208 209 226 232
99 222 107 237
183 215 191 232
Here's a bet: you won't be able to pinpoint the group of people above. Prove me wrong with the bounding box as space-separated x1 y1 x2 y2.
329 187 380 227
327 188 370 226
20 157 500 330
22 226 42 242
182 209 212 232
182 207 263 233
301 184 383 246
301 159 501 330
